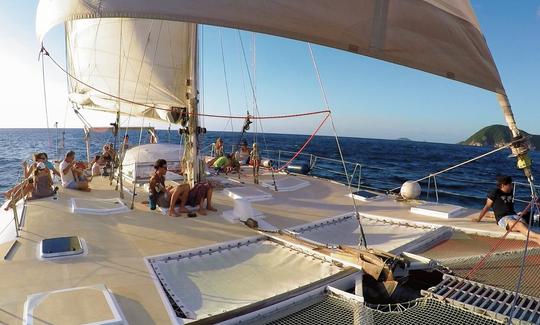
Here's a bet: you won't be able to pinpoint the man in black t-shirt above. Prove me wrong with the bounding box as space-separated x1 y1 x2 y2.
473 175 540 245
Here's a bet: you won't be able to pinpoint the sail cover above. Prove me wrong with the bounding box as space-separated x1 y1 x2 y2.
64 18 195 123
37 0 505 95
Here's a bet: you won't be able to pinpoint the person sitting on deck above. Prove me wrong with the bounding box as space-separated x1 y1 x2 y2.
101 144 115 162
4 157 56 209
90 155 104 176
235 139 251 165
473 175 540 245
207 137 225 167
39 152 60 177
59 151 90 191
149 159 217 216
28 162 55 200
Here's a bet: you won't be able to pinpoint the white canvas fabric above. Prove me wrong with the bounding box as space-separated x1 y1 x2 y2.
122 143 183 181
37 0 505 94
152 240 341 320
63 18 194 123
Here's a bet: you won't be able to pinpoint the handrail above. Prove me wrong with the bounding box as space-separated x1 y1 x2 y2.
200 146 532 208
3 177 30 238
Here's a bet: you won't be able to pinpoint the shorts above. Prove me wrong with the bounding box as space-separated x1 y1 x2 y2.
66 181 78 189
497 215 520 229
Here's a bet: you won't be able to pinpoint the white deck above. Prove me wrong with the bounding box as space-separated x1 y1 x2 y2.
0 173 529 324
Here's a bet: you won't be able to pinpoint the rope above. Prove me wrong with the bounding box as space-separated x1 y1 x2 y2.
441 198 537 301
276 113 330 172
507 201 535 323
42 45 329 121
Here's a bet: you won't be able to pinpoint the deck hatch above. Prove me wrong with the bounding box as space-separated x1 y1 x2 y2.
71 197 129 215
40 236 83 258
23 284 126 325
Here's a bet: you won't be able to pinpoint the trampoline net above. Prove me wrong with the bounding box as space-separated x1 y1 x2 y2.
258 291 502 325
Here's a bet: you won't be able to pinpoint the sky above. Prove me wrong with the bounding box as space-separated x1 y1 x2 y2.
0 1 539 143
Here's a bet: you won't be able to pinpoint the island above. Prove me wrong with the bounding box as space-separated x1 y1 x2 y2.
460 124 540 150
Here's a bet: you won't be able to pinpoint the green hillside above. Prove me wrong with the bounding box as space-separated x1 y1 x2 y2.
460 124 540 150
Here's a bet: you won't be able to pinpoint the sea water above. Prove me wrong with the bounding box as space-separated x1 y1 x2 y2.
0 128 538 210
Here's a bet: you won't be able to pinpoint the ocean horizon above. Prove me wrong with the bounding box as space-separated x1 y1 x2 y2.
1 128 538 210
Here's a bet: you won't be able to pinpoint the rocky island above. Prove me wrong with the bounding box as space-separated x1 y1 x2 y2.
460 124 540 150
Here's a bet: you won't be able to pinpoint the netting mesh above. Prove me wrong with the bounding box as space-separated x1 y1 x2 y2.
421 230 540 299
261 292 502 325
264 295 358 325
363 296 503 325
440 248 540 297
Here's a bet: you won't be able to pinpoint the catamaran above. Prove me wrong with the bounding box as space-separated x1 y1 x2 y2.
0 1 539 324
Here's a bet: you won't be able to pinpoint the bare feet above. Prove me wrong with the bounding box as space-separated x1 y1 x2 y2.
207 206 217 212
198 208 207 216
177 206 190 213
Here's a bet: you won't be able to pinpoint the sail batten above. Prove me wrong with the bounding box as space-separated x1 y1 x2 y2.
37 0 505 95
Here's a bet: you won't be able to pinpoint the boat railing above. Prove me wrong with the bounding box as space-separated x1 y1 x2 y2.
1 178 29 239
201 146 539 209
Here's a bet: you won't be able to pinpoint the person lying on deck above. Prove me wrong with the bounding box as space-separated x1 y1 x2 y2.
150 159 217 217
473 175 540 245
211 154 240 174
59 151 90 191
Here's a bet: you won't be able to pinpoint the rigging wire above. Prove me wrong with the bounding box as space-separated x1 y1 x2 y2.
307 42 367 247
42 44 328 122
237 30 277 188
200 25 205 128
219 29 235 136
236 32 250 118
39 48 52 149
507 201 535 323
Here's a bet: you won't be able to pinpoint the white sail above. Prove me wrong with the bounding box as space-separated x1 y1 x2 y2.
65 18 195 123
37 0 505 94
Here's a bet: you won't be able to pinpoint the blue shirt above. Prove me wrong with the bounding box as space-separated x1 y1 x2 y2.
45 161 55 170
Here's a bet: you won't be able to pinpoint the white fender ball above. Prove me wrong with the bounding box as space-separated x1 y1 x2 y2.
400 181 421 199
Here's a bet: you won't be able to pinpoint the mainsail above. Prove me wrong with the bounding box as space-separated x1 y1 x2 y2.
37 0 505 94
65 18 196 124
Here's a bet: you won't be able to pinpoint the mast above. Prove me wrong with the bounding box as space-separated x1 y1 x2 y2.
185 23 199 186
497 94 536 196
